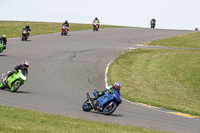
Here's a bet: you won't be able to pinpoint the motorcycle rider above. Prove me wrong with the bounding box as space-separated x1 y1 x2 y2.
92 82 121 101
91 82 121 109
3 61 29 83
93 17 100 29
0 35 7 50
150 18 156 29
62 20 69 31
23 24 31 36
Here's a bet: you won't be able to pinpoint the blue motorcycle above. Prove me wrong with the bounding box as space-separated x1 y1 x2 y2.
82 89 122 115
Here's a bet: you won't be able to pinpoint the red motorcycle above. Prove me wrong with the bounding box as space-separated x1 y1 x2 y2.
93 21 99 31
22 28 29 41
61 25 69 36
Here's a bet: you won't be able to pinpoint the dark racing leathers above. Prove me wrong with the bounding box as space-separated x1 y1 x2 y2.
150 19 156 29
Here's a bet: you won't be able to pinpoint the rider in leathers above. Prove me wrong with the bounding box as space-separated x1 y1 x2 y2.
91 82 121 110
3 61 29 83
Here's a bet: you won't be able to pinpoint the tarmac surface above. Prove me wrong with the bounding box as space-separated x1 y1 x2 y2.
0 28 199 133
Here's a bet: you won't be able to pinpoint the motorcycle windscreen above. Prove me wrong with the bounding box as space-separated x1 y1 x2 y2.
114 89 121 97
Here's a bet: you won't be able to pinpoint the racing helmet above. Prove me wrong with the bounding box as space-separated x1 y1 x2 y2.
95 17 98 20
3 34 6 38
26 24 29 26
65 20 68 23
22 61 29 69
113 82 121 90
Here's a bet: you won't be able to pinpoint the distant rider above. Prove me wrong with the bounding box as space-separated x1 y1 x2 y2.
0 35 7 50
150 18 156 29
93 17 100 29
3 61 29 83
23 24 31 36
62 20 69 31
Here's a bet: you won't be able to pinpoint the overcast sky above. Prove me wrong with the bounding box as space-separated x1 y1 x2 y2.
1 0 200 30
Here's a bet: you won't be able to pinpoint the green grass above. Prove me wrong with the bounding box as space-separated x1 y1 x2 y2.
0 21 128 39
150 32 200 48
108 49 200 116
0 105 168 133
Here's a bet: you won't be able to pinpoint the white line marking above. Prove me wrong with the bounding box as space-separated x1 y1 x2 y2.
105 60 113 89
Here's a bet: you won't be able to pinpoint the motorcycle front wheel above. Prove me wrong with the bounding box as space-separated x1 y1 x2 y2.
82 99 92 111
103 102 117 115
11 80 21 92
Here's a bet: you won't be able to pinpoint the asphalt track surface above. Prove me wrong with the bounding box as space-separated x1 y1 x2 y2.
0 28 199 133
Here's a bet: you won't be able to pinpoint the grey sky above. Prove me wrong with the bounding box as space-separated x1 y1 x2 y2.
1 0 200 30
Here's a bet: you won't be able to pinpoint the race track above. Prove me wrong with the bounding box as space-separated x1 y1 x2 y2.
0 28 199 133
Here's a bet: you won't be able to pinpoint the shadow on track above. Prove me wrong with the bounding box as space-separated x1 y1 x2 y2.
0 54 7 56
89 110 123 117
0 88 30 94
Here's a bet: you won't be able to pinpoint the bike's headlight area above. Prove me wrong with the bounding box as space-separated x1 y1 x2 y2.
20 74 27 80
117 96 122 103
114 93 122 103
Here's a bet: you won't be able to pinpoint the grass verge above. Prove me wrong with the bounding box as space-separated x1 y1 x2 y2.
0 105 168 133
108 49 200 116
0 21 128 39
150 31 200 48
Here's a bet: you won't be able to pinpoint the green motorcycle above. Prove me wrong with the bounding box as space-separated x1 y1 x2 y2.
0 70 28 92
0 39 4 53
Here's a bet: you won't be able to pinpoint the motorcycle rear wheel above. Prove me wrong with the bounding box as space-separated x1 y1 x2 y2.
82 99 92 111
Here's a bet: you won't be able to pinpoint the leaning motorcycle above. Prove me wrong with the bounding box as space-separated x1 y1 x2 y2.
22 28 29 41
93 22 99 31
0 70 28 92
0 39 4 53
82 89 122 115
61 25 69 36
